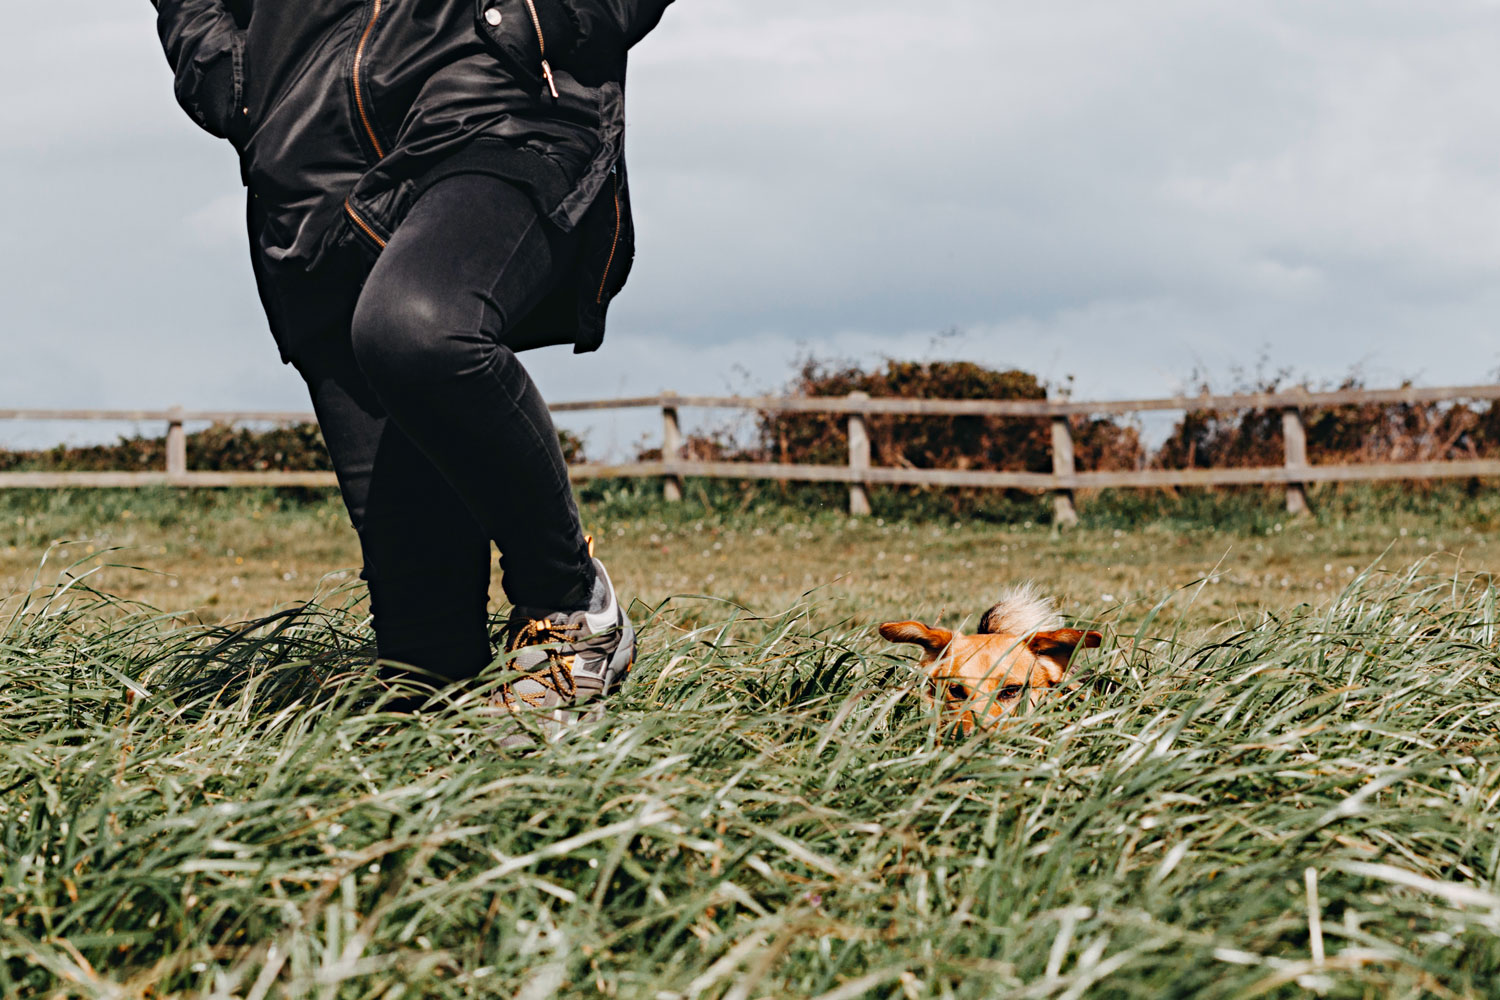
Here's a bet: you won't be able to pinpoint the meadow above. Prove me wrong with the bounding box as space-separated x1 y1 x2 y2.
2 483 1499 998
2 482 1496 629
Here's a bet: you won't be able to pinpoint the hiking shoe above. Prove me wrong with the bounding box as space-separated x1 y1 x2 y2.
493 554 634 745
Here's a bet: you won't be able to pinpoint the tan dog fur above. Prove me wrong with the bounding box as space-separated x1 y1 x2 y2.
879 584 1102 734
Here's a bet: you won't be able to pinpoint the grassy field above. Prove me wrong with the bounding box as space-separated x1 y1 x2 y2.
2 484 1500 998
1 482 1496 631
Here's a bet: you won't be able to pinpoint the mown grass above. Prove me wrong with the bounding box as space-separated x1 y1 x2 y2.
3 557 1500 998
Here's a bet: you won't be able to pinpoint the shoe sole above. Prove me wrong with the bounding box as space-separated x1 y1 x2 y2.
607 615 636 694
574 614 634 727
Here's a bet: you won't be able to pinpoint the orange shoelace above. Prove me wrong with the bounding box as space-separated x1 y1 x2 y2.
500 619 579 710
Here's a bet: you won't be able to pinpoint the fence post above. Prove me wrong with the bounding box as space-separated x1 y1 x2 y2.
1282 405 1310 516
661 392 684 503
847 391 872 517
166 406 187 480
1050 415 1079 527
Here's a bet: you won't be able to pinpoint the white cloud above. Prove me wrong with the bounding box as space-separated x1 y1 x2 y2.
0 8 180 149
3 0 1500 447
183 194 247 248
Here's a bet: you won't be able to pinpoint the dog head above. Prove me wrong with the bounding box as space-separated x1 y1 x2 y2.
879 585 1102 733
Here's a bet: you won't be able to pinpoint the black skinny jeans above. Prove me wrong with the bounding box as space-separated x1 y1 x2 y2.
279 173 595 682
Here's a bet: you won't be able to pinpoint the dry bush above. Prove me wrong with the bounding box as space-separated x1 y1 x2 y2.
1157 371 1500 470
0 423 589 471
0 423 332 473
759 359 1144 474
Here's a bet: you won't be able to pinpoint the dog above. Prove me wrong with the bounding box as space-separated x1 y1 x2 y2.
878 584 1102 734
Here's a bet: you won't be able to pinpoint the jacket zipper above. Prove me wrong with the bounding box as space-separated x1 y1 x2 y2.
345 200 388 249
596 172 621 304
352 0 386 158
522 0 561 98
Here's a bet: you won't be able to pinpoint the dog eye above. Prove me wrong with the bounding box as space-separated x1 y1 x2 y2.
998 685 1023 700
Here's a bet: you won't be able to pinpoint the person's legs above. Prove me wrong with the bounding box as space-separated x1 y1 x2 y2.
349 173 593 611
293 338 495 683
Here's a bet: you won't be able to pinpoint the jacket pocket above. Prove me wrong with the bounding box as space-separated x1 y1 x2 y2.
224 33 254 150
333 179 418 263
593 166 633 306
173 29 252 149
542 67 604 129
342 199 390 255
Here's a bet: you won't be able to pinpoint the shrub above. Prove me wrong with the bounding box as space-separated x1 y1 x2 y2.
1156 371 1500 470
0 423 587 471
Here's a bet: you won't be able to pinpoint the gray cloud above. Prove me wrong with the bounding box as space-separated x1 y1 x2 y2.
3 1 1500 454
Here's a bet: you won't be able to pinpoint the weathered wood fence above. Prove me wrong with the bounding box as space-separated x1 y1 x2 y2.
4 383 1499 522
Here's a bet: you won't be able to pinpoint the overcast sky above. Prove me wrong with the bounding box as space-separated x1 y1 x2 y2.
4 1 1500 454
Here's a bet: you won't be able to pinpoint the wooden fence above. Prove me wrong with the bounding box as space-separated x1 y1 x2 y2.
3 383 1499 522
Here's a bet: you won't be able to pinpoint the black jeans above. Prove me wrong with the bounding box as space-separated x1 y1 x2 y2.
278 173 595 682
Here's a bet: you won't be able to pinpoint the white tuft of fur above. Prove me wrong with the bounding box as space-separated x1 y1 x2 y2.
978 583 1063 636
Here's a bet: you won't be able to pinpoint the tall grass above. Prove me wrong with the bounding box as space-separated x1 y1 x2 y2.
2 565 1499 998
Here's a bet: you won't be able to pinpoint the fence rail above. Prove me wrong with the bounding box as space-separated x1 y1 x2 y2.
4 384 1498 520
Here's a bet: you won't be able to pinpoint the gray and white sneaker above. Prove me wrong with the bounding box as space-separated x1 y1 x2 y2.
493 552 634 745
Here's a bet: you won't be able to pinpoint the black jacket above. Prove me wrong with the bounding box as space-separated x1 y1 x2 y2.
154 0 672 354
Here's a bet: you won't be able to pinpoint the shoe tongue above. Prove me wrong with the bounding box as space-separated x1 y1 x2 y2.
587 568 609 614
512 607 579 627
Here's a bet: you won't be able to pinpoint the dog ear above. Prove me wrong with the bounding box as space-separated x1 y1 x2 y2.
1026 628 1103 665
878 621 954 654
